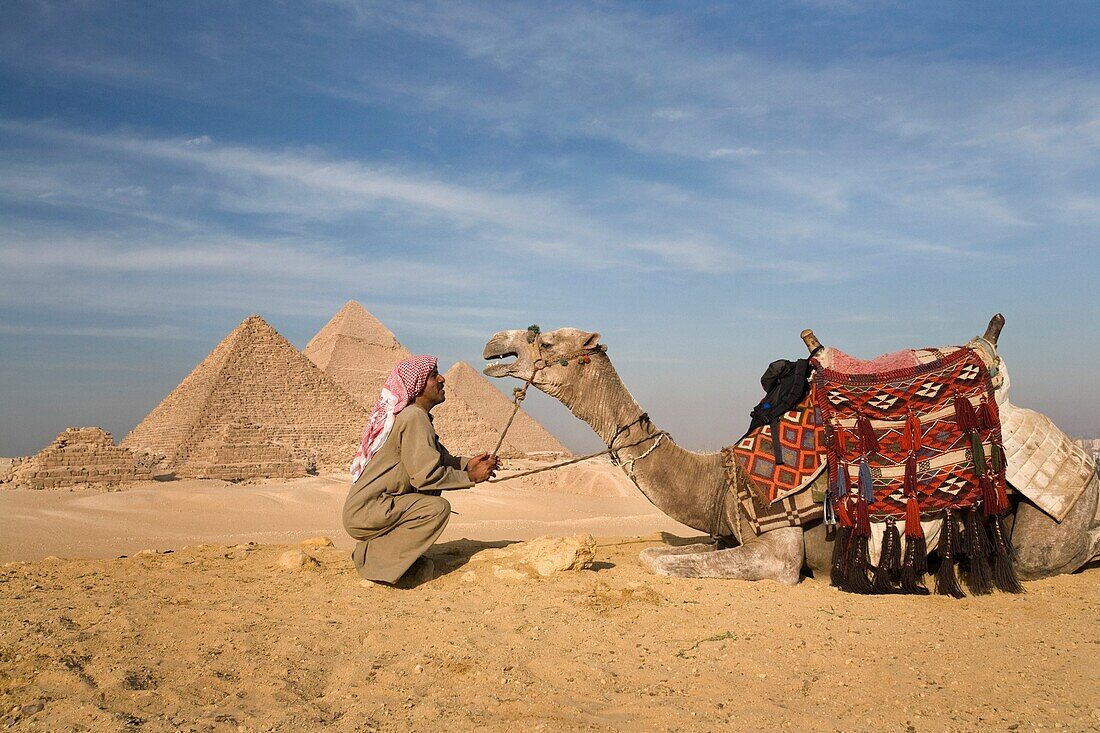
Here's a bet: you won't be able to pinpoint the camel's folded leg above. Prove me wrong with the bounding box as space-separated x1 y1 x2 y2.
639 527 803 585
639 542 715 567
1014 472 1100 580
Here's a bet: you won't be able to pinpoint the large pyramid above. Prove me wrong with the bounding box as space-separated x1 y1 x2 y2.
433 361 570 457
122 315 367 474
302 300 411 408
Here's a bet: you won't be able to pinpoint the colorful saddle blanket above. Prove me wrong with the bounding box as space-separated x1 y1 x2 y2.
731 384 827 504
720 446 823 534
812 346 1007 521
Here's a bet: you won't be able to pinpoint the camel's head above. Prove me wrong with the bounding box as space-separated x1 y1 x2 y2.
482 326 604 397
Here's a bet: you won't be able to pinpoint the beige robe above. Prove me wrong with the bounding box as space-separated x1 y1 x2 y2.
342 404 473 583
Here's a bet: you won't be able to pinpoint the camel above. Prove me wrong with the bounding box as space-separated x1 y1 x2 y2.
482 319 1100 587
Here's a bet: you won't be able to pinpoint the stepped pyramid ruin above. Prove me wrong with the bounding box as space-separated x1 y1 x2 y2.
433 361 570 457
5 427 152 489
122 315 366 475
303 300 411 408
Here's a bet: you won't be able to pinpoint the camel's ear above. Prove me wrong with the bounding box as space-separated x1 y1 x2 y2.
582 331 601 350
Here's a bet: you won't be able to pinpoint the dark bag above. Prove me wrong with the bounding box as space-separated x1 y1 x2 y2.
744 358 812 465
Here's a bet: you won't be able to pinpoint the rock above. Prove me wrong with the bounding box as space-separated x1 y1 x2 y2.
516 534 596 576
461 571 478 583
299 536 334 549
135 549 158 557
493 565 534 582
277 550 320 570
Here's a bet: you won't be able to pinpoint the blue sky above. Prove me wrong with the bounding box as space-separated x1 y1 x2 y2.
1 1 1098 456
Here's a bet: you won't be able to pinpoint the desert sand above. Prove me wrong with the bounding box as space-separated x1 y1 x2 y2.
1 462 1098 732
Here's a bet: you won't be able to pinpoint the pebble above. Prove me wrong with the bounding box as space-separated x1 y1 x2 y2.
299 537 334 549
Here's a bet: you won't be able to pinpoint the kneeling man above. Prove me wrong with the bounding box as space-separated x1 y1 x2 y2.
343 355 498 584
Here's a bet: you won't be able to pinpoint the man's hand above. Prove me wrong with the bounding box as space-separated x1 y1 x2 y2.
467 452 499 483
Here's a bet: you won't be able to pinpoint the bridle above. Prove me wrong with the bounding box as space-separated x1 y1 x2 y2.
487 325 668 484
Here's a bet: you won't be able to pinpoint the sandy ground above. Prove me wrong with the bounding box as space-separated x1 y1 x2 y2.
1 463 1099 732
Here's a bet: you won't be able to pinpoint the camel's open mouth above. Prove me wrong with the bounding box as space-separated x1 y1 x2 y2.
483 351 518 378
482 330 528 378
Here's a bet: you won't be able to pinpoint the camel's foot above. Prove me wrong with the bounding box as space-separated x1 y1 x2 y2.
638 542 714 572
639 527 803 585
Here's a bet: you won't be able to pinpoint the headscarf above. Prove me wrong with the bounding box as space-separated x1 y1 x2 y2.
349 354 438 482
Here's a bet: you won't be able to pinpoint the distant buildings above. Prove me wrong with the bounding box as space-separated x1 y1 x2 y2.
1072 438 1100 466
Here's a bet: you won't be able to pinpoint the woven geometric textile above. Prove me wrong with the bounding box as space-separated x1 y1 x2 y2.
812 347 1005 520
721 447 823 533
732 384 827 504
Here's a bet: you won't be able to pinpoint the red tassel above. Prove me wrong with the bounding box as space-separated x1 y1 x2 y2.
905 495 924 539
981 473 1008 516
903 410 922 453
904 452 918 496
836 497 852 528
834 423 848 455
955 394 977 433
856 413 879 454
977 398 996 431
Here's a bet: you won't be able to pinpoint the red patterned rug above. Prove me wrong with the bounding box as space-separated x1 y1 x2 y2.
811 346 1019 597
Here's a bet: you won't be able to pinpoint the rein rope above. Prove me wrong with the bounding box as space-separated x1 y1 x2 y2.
486 325 666 484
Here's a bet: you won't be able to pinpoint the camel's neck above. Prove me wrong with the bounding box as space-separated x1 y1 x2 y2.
555 356 727 534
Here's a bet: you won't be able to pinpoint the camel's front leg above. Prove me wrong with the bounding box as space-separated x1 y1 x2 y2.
638 527 803 585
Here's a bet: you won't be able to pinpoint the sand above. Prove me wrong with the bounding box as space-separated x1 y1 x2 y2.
1 464 1098 732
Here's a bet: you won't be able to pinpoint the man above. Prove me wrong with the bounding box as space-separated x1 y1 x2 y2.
343 355 499 585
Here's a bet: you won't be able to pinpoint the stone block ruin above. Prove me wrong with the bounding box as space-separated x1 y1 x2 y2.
3 427 152 490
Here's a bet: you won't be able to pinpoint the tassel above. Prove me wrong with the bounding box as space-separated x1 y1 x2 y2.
988 515 1025 594
904 453 918 496
989 441 1004 472
856 413 879 454
955 394 977 432
836 495 852 528
977 398 996 431
980 472 1004 516
845 533 875 594
903 410 922 452
934 511 965 598
834 423 848 454
962 508 993 595
872 517 901 593
971 433 987 475
824 493 836 526
858 459 875 505
853 497 871 538
830 525 852 588
900 533 929 594
837 461 851 498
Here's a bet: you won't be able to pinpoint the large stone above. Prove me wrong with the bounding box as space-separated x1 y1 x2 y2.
476 534 597 578
517 535 597 576
277 549 320 570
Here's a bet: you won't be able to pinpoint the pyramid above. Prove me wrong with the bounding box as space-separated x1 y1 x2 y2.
122 315 367 473
174 417 310 481
303 300 411 408
7 427 152 489
433 361 570 457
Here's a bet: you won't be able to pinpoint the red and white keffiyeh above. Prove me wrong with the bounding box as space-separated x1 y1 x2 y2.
349 355 437 482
